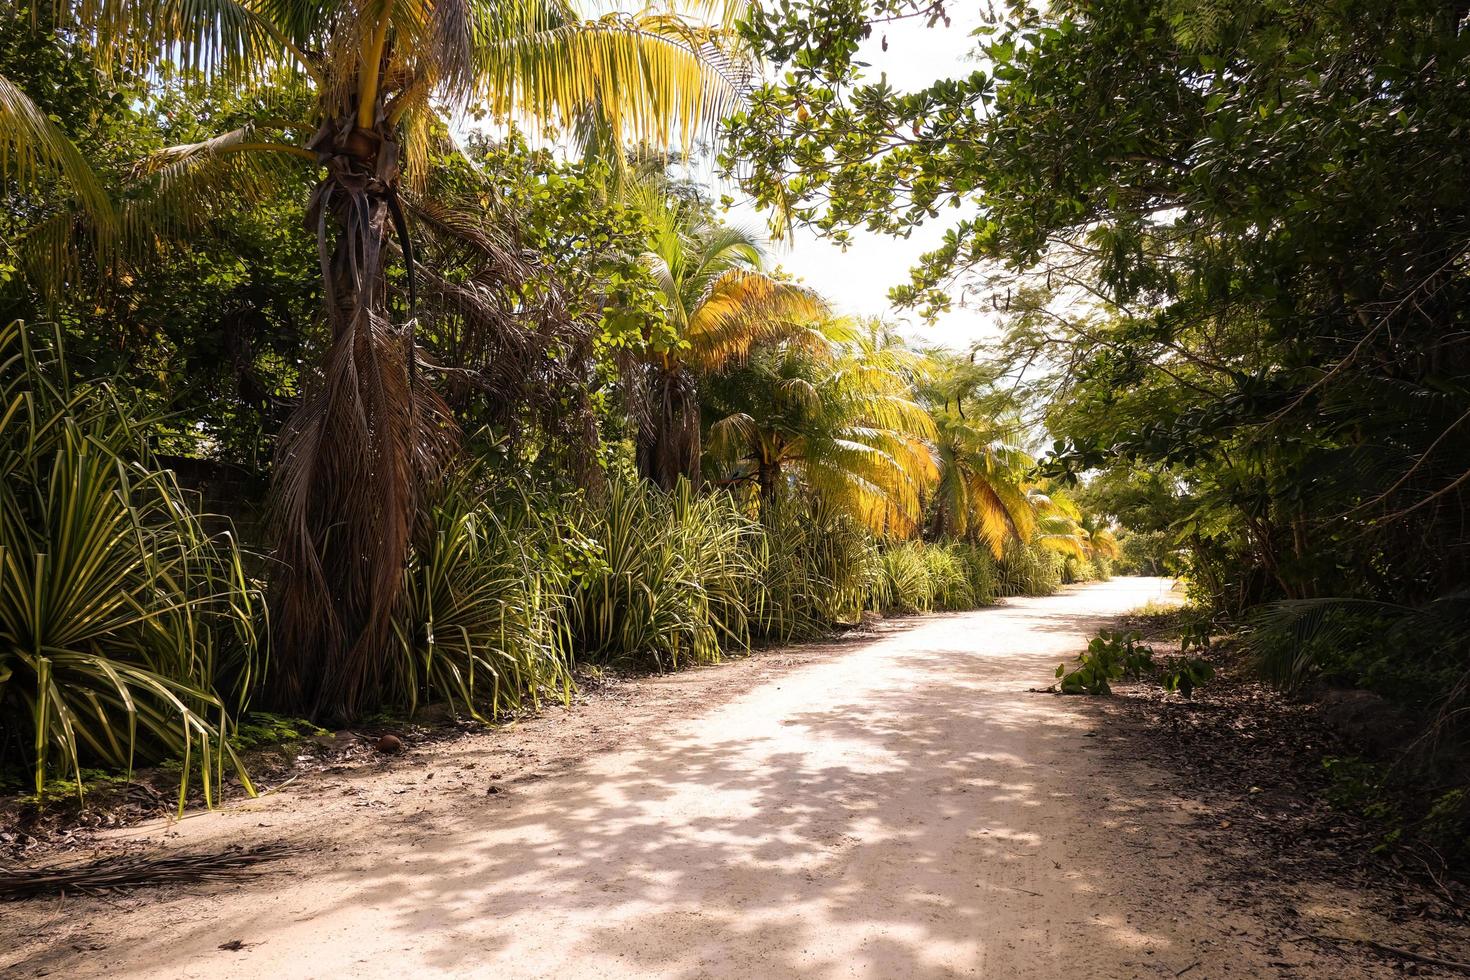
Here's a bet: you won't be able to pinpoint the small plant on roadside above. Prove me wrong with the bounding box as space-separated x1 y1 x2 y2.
1156 624 1215 698
1159 657 1215 698
1055 630 1154 694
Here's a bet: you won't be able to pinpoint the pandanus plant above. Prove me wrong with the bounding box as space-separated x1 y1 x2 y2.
5 0 746 722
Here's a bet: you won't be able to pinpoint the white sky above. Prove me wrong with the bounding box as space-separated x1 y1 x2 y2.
717 6 999 351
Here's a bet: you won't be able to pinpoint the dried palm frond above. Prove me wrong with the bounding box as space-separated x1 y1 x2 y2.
0 843 291 901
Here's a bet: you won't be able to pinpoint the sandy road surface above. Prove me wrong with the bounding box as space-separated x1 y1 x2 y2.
1 578 1416 978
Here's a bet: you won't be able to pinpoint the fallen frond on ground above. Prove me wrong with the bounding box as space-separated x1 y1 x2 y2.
0 842 291 901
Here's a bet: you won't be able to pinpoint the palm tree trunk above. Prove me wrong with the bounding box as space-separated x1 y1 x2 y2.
638 366 700 490
757 457 780 515
268 109 448 723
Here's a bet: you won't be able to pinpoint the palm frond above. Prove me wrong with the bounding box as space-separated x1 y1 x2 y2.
0 72 113 227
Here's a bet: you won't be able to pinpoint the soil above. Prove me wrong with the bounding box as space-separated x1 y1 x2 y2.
2 577 1467 979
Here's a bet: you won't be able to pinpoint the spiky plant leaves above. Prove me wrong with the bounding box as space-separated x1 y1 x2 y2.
390 466 572 720
755 494 877 640
567 479 762 670
0 321 261 803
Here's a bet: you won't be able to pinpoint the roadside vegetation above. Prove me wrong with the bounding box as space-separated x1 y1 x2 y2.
0 2 1116 807
3 0 1464 892
725 0 1470 879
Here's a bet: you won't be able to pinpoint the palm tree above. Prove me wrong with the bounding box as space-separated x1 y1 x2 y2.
7 0 747 721
918 351 1036 556
704 319 937 534
1028 490 1118 564
1078 512 1122 560
629 176 828 488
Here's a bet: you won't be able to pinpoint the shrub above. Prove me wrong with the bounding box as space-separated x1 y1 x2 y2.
390 471 573 720
868 541 1005 614
0 322 262 803
1055 630 1155 694
996 541 1063 597
757 495 877 641
950 543 999 607
923 545 975 611
871 541 936 613
1246 600 1466 701
1061 554 1092 584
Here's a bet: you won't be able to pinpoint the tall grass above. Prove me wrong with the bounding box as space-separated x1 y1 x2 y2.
872 542 937 613
0 322 262 803
869 541 1001 614
996 541 1064 597
949 543 999 607
390 470 572 720
1061 554 1114 584
567 480 763 670
757 496 878 641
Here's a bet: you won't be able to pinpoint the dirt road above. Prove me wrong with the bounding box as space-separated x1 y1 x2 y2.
1 579 1424 978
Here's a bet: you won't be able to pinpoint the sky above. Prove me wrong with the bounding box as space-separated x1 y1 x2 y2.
716 5 999 352
463 5 998 349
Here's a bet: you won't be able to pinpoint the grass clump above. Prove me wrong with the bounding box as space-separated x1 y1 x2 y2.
391 471 574 720
566 480 762 671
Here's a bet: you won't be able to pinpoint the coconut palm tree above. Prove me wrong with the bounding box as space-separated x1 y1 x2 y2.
928 410 1037 556
629 175 828 488
6 0 748 721
1078 512 1122 560
704 320 937 534
918 350 1037 556
1028 490 1118 564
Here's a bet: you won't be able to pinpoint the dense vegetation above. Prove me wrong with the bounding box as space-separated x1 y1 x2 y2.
5 0 1459 880
0 1 1118 800
728 0 1470 869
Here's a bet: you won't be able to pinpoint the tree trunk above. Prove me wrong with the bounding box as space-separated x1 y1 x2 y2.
268 110 450 723
638 365 700 490
757 457 780 516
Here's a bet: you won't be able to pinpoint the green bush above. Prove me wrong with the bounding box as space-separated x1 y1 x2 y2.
871 541 936 613
1246 601 1466 703
868 541 1007 614
567 480 762 670
756 496 877 641
1061 554 1092 584
951 543 999 607
1055 630 1155 694
0 322 263 803
922 545 974 611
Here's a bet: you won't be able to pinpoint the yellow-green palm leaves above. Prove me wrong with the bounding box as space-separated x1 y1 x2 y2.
631 179 828 487
636 180 827 369
1028 490 1119 561
930 414 1037 556
0 73 112 227
705 319 937 535
919 351 1036 556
